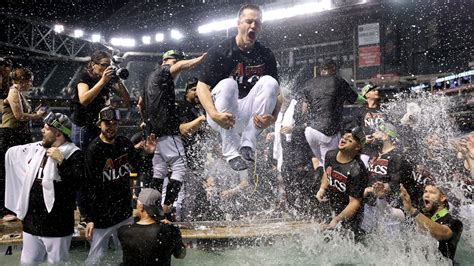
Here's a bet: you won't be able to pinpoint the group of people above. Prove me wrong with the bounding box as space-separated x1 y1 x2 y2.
0 3 470 265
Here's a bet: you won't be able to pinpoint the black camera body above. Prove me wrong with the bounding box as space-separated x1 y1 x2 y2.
110 56 129 81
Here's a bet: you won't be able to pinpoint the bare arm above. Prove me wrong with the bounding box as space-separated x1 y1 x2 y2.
169 53 207 78
179 115 206 136
78 67 113 106
335 196 362 222
112 80 130 107
7 88 43 121
272 94 283 119
413 211 454 241
196 81 216 117
196 81 235 129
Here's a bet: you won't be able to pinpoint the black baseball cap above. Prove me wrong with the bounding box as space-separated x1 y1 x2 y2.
138 188 164 220
43 112 72 137
98 106 119 122
345 125 366 146
185 77 198 92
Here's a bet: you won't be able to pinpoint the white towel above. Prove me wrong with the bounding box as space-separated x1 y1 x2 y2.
5 141 79 220
273 99 297 172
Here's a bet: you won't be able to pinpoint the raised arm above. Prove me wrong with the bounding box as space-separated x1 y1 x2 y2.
169 53 207 77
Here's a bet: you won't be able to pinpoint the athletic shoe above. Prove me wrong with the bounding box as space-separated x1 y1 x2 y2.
2 214 17 222
239 146 255 162
228 156 248 171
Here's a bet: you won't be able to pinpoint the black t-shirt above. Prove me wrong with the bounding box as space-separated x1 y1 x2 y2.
118 222 184 266
433 213 463 260
176 99 206 171
199 37 279 99
83 136 140 228
324 150 369 231
71 70 112 127
367 149 412 204
144 65 180 137
359 105 385 135
303 75 358 136
23 150 85 237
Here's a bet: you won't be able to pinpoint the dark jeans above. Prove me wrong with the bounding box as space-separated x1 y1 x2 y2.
0 128 32 216
71 123 99 220
71 123 99 152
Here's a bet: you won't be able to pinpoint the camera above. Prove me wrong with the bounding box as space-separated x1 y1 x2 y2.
110 56 129 81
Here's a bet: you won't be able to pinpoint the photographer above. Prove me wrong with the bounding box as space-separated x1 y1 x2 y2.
70 50 130 151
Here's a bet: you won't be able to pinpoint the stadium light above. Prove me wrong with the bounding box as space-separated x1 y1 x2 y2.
110 37 136 47
155 33 164 42
170 29 183 40
142 35 151 45
74 29 84 38
54 24 64 33
91 34 101 42
198 0 333 34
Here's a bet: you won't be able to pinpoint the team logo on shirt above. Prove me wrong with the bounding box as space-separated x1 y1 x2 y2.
364 112 385 130
102 154 133 181
326 166 348 193
368 158 388 176
231 63 265 85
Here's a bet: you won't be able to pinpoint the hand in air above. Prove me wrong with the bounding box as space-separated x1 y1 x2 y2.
143 134 157 154
400 184 414 214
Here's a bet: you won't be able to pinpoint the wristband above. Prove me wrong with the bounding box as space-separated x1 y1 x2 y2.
411 209 420 218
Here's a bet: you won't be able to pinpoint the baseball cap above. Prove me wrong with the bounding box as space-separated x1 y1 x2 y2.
378 122 398 139
138 188 164 220
360 83 378 98
162 50 184 60
185 77 198 92
98 106 119 122
345 125 366 146
44 112 72 137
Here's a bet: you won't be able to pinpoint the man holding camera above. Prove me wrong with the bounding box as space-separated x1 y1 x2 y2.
141 50 206 220
4 113 84 265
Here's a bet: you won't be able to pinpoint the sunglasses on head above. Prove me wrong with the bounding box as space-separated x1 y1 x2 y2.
99 108 119 121
44 112 71 137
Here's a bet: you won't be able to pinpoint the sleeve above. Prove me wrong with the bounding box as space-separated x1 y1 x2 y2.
447 218 463 238
81 142 100 223
265 49 279 84
170 226 185 257
57 150 85 189
348 162 369 199
341 78 358 104
198 45 231 88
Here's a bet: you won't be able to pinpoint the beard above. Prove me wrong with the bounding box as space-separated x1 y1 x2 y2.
42 137 54 148
101 129 117 141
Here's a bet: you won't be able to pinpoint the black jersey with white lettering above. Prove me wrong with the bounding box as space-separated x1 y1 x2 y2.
367 149 413 204
83 136 140 228
199 37 279 99
324 150 369 230
359 105 385 134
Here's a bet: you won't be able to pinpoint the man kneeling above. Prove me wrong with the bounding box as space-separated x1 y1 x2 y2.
118 188 186 266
